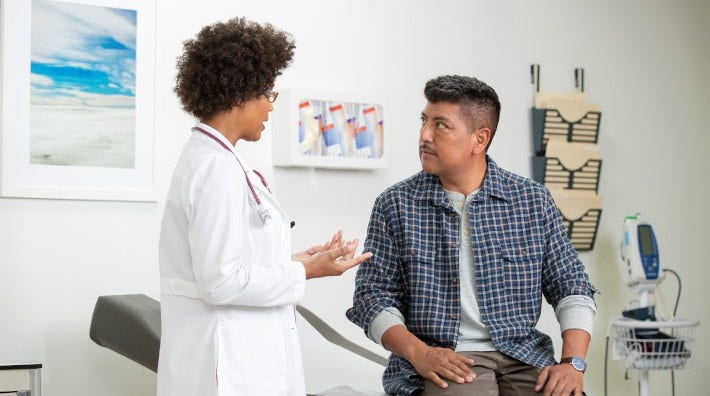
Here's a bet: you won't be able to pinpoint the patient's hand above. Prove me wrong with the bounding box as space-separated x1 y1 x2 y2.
410 345 475 389
535 363 583 396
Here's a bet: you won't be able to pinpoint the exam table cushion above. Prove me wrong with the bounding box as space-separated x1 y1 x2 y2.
90 294 161 372
89 294 386 395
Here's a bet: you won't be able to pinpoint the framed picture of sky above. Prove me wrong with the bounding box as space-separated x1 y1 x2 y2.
0 0 156 201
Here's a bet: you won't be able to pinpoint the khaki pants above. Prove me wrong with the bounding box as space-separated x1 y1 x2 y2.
420 351 541 396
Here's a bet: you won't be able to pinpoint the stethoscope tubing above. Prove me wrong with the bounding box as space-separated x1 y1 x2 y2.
192 126 270 213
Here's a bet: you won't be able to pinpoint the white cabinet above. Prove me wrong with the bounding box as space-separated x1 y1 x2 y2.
271 89 389 169
0 364 41 396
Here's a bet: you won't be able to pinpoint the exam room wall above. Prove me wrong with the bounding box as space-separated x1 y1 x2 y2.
1 0 708 395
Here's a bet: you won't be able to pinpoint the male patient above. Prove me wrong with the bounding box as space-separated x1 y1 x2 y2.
347 75 596 396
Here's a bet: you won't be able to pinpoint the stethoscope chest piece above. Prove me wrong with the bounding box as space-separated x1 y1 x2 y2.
258 206 272 226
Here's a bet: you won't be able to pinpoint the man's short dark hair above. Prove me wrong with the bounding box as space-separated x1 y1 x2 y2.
424 75 501 148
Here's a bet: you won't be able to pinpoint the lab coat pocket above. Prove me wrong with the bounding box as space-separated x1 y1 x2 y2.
216 312 287 393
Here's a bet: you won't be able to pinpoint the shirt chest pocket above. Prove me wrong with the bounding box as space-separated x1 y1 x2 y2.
500 245 543 298
402 242 436 266
403 242 445 316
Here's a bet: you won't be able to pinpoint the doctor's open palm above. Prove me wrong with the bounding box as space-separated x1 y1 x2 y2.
298 238 372 279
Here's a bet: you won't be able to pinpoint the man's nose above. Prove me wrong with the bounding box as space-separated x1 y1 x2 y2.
420 124 433 142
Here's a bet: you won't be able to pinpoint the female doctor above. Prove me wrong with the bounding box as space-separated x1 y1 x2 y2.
157 18 372 396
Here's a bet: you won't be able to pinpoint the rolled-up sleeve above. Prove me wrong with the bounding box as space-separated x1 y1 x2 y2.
555 295 596 336
368 307 406 345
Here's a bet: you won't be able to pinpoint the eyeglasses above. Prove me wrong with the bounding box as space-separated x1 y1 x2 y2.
264 90 279 103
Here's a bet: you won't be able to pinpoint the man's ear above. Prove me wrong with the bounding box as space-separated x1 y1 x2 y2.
472 128 491 154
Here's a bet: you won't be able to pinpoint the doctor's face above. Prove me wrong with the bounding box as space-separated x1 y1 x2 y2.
237 92 275 142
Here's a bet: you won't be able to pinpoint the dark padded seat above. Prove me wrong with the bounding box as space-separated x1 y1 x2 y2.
89 294 387 395
89 294 161 372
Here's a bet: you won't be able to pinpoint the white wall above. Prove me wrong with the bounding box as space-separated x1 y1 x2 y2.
1 0 708 395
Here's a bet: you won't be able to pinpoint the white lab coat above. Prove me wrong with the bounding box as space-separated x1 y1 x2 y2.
157 123 307 396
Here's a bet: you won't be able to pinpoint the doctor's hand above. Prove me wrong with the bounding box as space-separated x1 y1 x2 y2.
291 230 345 262
291 245 323 262
299 238 372 279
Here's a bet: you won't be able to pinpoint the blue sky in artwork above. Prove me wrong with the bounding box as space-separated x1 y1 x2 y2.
30 0 137 108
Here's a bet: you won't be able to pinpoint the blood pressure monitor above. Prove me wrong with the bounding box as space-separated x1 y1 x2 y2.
620 215 661 285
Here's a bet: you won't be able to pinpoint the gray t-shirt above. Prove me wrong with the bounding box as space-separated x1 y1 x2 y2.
445 189 497 351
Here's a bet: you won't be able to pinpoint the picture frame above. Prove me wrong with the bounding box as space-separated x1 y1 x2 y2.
0 0 156 201
271 89 388 170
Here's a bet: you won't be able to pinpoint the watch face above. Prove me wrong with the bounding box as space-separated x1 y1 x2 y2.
571 357 587 372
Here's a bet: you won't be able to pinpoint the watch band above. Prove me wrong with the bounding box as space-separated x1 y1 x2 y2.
560 356 587 373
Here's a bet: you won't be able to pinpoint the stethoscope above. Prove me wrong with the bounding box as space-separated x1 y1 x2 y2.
193 126 272 226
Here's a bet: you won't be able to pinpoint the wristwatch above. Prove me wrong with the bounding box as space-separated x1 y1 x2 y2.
560 356 587 373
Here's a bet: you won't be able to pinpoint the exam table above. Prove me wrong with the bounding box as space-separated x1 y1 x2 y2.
89 294 387 396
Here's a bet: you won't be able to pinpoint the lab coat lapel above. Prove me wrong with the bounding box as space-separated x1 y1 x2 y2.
193 122 288 222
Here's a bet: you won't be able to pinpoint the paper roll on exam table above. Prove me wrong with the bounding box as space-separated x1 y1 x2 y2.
89 294 387 396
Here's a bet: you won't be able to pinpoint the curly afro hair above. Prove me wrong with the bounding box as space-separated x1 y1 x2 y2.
174 17 295 120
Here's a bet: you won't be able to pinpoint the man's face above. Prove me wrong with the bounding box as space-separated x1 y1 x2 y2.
419 101 477 177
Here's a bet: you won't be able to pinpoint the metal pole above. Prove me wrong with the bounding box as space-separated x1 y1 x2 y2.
530 64 540 92
575 67 585 93
30 368 41 396
638 370 649 396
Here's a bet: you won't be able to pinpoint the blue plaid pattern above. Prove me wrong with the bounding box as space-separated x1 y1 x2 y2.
346 157 596 396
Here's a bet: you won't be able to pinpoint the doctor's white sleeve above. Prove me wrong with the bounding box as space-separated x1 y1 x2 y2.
183 155 305 307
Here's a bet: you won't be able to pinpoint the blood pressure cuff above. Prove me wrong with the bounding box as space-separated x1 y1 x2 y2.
622 305 656 321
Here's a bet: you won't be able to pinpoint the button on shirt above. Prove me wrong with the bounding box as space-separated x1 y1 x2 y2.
445 188 497 352
346 157 597 396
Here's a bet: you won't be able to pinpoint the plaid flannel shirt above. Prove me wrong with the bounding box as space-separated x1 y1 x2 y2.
346 157 596 396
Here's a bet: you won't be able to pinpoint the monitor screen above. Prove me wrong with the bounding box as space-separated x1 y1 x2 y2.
638 225 656 256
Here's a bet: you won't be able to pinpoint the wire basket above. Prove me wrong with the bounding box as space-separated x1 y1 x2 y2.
610 318 699 371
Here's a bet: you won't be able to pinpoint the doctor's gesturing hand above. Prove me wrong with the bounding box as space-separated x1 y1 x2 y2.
292 230 372 279
291 229 344 262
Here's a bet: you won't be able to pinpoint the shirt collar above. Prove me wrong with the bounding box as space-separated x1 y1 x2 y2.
412 155 511 205
479 156 511 202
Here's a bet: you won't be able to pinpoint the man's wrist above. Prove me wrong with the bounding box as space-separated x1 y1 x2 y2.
560 356 587 373
381 325 426 363
402 339 425 363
